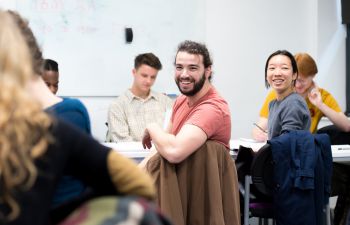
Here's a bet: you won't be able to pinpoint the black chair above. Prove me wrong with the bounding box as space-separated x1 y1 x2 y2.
239 143 275 225
239 134 332 225
251 143 274 197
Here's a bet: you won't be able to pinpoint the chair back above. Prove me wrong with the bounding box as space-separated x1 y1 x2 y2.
251 143 274 197
145 141 241 225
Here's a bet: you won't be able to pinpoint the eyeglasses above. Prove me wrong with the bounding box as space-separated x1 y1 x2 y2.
296 79 307 84
296 77 311 85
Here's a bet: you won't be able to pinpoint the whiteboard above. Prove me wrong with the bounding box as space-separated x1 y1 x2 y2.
0 0 205 96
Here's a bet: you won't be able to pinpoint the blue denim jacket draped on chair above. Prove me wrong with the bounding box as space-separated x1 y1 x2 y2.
269 130 332 225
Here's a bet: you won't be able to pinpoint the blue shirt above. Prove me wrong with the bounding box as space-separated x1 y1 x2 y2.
47 98 91 134
46 97 91 206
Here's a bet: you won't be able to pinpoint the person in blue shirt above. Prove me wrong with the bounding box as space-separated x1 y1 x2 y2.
43 59 91 135
46 97 91 207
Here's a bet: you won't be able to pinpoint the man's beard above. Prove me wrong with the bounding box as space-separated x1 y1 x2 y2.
176 73 206 96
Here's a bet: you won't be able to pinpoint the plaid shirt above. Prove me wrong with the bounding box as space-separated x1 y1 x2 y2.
107 89 173 142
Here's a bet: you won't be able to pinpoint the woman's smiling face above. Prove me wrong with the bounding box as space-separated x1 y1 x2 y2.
266 54 297 97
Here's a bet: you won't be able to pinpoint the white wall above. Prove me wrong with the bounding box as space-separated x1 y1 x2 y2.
4 0 346 141
82 0 346 140
205 0 346 139
316 0 346 107
76 0 345 141
0 0 204 96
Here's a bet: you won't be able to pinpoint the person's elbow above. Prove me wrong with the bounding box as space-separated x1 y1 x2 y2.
163 149 186 164
336 117 350 132
340 123 350 132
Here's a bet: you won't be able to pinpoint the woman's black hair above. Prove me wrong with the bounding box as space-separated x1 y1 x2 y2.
264 50 298 88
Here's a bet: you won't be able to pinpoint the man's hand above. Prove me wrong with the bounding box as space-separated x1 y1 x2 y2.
142 128 152 149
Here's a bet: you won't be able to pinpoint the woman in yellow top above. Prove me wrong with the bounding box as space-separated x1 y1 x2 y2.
252 52 350 141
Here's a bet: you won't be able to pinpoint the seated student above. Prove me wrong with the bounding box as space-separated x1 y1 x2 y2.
8 10 90 207
140 40 240 224
42 59 59 95
0 10 155 225
249 51 333 225
254 51 350 224
107 53 173 142
42 58 91 135
263 50 311 139
141 40 232 163
252 52 350 141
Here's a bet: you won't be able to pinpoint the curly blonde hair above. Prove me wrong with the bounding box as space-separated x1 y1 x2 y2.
0 10 52 220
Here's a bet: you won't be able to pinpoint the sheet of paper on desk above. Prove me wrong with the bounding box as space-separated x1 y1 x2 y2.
103 142 145 152
331 145 350 151
331 145 350 163
230 138 266 152
102 142 150 159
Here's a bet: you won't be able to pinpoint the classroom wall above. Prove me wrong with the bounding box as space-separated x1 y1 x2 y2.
81 0 346 141
317 0 346 108
0 0 204 96
1 0 346 141
204 0 346 140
